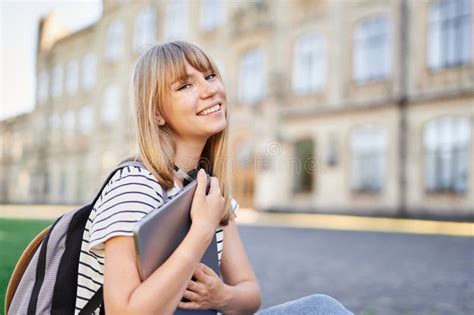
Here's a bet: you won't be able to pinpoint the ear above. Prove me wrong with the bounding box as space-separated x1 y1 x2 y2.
156 115 165 126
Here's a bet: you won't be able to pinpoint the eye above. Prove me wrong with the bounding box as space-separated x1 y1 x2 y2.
205 73 216 80
177 83 192 91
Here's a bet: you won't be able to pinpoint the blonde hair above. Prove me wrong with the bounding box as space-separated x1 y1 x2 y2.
132 41 233 226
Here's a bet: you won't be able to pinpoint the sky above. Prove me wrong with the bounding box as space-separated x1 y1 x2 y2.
1 0 102 120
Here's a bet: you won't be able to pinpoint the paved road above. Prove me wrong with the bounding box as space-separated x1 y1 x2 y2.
237 225 474 315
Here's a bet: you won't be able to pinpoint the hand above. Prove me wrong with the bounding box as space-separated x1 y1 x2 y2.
190 169 225 231
178 263 229 311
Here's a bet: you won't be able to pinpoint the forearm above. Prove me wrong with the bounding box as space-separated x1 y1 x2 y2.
219 281 262 315
126 224 215 314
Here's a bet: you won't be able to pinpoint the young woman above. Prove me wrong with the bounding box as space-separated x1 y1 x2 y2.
76 41 353 315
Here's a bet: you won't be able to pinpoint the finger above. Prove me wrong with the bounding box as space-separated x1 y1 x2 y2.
208 176 220 196
183 289 201 302
193 266 210 284
178 301 202 310
199 263 218 278
188 279 205 294
195 169 207 196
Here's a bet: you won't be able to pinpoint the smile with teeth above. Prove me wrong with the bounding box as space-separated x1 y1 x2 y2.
198 104 221 116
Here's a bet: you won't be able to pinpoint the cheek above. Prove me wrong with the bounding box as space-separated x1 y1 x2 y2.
217 83 227 99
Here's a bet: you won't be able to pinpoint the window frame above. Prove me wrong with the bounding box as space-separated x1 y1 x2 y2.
238 48 265 104
423 116 471 194
427 0 472 71
105 20 125 62
292 32 326 95
350 125 387 193
353 15 392 84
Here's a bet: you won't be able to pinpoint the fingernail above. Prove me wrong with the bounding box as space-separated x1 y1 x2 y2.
198 168 204 176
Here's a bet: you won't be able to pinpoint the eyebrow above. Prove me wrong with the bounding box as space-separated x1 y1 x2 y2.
171 73 196 86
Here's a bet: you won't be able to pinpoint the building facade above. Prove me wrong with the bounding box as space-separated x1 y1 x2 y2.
1 0 473 220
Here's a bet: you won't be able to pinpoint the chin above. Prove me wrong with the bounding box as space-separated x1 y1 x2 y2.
209 120 227 135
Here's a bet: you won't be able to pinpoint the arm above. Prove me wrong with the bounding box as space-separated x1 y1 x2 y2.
178 218 262 314
104 170 225 314
104 222 214 314
219 219 262 315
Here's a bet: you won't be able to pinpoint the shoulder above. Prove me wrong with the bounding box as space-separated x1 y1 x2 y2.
99 165 166 205
88 165 167 252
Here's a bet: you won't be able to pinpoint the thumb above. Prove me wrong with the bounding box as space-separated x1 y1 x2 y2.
195 169 207 196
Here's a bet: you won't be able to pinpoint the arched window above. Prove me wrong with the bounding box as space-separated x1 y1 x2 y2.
428 0 472 70
66 60 79 95
200 0 224 31
351 126 387 192
424 116 470 193
63 110 76 133
82 53 97 90
239 48 265 104
102 84 121 125
134 7 156 52
166 0 188 40
105 20 124 62
353 16 391 83
51 64 63 99
293 33 326 95
37 70 49 105
79 105 94 134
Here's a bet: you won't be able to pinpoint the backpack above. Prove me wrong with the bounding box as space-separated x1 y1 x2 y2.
5 160 151 315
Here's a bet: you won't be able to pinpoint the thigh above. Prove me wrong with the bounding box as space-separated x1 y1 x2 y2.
256 294 353 315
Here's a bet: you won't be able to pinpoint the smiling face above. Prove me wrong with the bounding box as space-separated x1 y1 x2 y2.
161 60 227 143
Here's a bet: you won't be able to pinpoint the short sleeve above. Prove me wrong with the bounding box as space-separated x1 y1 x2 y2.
230 197 240 218
88 166 165 254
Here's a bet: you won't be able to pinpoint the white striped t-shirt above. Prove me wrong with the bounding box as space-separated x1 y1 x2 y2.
74 165 239 314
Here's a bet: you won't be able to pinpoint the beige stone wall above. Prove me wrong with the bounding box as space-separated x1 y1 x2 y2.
0 0 472 219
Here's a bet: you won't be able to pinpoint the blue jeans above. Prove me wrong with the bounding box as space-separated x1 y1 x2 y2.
256 294 353 315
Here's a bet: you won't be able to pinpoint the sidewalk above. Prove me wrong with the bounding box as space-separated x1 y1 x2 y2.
1 204 473 237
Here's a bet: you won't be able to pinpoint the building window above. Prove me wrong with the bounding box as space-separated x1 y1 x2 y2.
424 116 470 193
79 105 94 133
351 126 386 192
102 84 121 125
293 33 326 95
293 139 315 193
49 113 61 130
428 0 472 70
239 48 265 103
82 53 97 90
134 7 156 52
105 20 124 62
51 64 63 99
353 16 391 83
63 110 76 133
66 60 79 95
37 70 49 105
166 0 188 40
200 0 224 31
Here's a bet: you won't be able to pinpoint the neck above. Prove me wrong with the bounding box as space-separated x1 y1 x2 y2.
174 139 207 173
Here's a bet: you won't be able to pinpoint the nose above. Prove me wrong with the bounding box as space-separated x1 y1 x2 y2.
200 79 218 99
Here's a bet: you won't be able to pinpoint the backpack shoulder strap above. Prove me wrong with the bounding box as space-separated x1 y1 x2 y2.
91 160 149 206
4 226 50 315
78 287 103 315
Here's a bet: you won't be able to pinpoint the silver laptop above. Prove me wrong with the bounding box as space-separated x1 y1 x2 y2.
133 176 219 314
